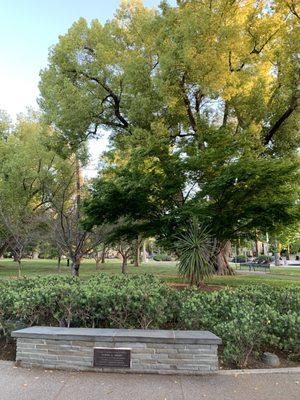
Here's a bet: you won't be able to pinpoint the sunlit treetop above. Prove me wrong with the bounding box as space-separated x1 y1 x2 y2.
39 0 299 155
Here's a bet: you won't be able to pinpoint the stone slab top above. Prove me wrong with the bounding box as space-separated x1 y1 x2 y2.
12 327 222 345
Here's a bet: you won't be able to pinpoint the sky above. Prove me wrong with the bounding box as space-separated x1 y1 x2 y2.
0 0 174 176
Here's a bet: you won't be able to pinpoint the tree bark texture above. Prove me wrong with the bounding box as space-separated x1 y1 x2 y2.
215 241 235 275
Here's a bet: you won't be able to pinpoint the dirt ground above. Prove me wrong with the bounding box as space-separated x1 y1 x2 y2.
0 338 16 361
167 282 225 291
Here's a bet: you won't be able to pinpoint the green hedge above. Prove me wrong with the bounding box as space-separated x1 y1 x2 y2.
178 285 300 367
152 254 172 261
0 275 299 367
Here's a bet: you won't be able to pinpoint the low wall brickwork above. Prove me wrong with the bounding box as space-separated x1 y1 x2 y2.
12 327 221 375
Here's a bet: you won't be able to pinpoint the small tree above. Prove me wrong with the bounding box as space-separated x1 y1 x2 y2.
0 207 45 277
89 242 109 270
177 221 215 287
116 239 132 274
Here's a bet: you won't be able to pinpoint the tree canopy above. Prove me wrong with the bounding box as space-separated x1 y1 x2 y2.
39 0 300 273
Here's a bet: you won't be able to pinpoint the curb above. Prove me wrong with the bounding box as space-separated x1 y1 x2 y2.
218 367 300 376
1 361 299 376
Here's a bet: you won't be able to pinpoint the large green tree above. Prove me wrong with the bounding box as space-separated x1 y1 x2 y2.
39 0 300 273
0 114 59 273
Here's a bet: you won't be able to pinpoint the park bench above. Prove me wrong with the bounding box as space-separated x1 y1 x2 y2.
245 260 271 272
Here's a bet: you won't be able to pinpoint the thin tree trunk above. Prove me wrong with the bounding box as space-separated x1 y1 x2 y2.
101 247 106 264
274 240 280 266
134 236 141 267
286 243 290 260
255 239 259 256
57 255 61 273
73 154 83 277
237 238 241 256
142 240 148 263
215 241 235 275
17 259 22 278
95 252 101 270
121 255 127 274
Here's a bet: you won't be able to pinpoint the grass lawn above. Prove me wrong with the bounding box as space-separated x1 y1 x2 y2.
0 258 299 287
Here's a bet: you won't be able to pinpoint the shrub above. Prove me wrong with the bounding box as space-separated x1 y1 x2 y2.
152 254 172 261
255 255 273 262
231 255 248 263
177 285 300 367
0 276 299 368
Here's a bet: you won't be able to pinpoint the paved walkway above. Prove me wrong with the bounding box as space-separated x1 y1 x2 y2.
0 362 299 400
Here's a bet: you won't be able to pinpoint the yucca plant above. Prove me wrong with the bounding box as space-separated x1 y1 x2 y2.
176 221 215 287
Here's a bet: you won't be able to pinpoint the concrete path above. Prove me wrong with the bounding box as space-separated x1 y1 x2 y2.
0 361 299 400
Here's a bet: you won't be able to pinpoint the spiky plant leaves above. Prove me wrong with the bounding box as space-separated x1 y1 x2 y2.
176 221 215 287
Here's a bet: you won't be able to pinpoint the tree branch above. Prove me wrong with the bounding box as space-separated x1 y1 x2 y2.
264 94 298 145
179 74 197 134
71 69 130 130
286 1 300 21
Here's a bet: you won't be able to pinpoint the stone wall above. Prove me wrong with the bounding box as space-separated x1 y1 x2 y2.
12 327 221 375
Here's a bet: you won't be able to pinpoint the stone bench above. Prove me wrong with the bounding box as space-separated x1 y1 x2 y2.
12 327 222 375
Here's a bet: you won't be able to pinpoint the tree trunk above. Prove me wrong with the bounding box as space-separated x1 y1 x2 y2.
0 240 8 258
142 240 148 263
57 255 61 273
274 240 280 266
286 243 290 260
71 258 80 277
121 255 127 274
72 154 83 278
215 241 235 275
101 247 106 264
134 237 141 267
67 258 70 267
17 259 22 278
255 239 259 257
95 252 101 270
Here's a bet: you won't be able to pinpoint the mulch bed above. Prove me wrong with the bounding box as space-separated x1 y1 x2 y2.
221 353 300 370
0 337 16 361
167 282 225 291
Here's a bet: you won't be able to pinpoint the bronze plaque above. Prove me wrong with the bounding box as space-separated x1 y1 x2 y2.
93 348 131 368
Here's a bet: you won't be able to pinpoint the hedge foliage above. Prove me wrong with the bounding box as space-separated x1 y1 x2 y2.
152 254 172 261
0 274 299 367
